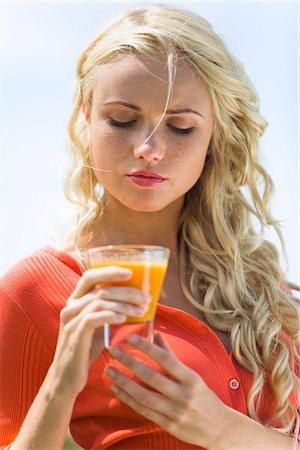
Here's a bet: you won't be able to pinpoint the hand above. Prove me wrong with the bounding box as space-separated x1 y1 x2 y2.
106 333 228 449
51 266 151 398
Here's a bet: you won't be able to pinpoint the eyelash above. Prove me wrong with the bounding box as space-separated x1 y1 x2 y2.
107 118 195 135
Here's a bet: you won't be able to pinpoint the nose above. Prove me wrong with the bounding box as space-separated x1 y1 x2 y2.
133 131 165 162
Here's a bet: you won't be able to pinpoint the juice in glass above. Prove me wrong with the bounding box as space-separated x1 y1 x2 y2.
86 246 170 347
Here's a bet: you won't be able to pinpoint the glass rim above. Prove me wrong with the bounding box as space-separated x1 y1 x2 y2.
86 244 170 255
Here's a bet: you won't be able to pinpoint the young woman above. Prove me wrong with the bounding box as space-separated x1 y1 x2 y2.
0 4 299 449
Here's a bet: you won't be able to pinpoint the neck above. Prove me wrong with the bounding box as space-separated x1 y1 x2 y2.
82 195 183 263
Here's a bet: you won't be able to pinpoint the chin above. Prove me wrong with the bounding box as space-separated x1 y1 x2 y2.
105 189 183 213
118 196 172 213
126 202 168 213
121 194 184 214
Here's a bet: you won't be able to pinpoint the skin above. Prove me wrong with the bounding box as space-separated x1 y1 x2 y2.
107 334 228 448
86 54 213 213
10 55 299 449
82 54 214 257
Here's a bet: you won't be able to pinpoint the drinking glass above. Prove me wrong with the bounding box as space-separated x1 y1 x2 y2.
86 245 170 348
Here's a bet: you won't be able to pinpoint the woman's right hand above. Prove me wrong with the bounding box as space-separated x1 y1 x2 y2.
50 266 151 399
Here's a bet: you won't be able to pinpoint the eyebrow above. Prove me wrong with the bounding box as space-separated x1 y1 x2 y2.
103 101 204 118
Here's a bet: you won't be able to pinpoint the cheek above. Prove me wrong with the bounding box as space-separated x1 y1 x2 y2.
173 140 208 167
89 127 127 166
174 142 209 186
188 154 207 181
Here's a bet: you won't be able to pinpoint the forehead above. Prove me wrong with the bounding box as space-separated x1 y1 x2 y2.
91 54 211 109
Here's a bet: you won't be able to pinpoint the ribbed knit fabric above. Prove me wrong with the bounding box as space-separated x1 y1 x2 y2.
0 246 298 449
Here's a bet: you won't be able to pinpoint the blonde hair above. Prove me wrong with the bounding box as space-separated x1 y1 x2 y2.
63 3 300 439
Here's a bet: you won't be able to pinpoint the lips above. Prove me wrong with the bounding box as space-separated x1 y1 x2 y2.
127 170 166 187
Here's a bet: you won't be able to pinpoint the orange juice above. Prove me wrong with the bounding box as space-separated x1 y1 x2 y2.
92 260 167 323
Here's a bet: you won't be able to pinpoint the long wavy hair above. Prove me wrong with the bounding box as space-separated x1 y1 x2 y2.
62 3 300 440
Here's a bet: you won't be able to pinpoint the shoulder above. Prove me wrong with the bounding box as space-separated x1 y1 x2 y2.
0 246 85 314
0 245 85 287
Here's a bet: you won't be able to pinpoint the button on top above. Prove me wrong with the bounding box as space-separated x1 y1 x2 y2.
229 378 240 390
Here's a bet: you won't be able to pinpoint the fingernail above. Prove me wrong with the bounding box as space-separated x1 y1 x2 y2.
113 314 126 323
109 346 123 357
106 367 117 378
127 334 140 345
118 268 132 276
143 294 152 303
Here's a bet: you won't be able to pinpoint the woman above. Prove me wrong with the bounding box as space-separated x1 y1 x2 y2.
0 3 299 449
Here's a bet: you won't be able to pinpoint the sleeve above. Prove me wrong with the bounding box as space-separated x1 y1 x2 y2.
0 288 53 448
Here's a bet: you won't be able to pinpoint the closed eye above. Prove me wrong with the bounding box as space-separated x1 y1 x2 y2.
108 118 194 135
108 118 136 128
167 124 195 135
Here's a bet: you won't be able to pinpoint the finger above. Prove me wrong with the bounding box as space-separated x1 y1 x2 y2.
154 332 174 353
62 291 150 324
78 310 127 331
127 335 199 386
62 292 102 323
110 384 173 430
94 287 151 305
78 299 148 321
67 286 150 312
106 366 175 418
109 347 176 399
64 309 126 337
71 266 133 299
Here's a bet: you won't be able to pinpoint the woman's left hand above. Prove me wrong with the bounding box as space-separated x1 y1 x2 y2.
105 333 230 449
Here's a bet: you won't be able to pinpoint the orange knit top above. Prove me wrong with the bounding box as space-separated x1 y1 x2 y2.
0 247 298 449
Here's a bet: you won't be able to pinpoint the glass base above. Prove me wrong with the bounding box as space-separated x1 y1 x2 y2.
104 320 154 349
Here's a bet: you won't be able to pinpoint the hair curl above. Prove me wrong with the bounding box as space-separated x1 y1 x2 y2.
62 3 300 440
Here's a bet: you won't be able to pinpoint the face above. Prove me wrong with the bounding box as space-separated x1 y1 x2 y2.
85 55 214 213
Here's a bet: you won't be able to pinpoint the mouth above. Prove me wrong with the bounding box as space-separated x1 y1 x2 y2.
127 171 167 187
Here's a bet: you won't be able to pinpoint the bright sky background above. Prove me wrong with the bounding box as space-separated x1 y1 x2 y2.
1 1 299 284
